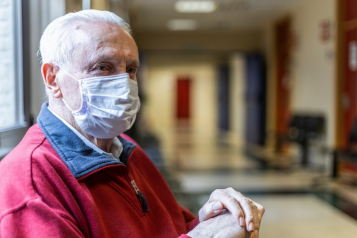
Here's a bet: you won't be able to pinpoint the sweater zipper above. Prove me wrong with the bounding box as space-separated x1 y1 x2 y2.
131 180 149 212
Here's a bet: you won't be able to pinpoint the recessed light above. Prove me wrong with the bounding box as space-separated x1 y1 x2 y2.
167 19 199 31
175 1 217 13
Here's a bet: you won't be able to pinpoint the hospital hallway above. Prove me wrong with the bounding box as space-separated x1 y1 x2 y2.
3 0 357 237
137 122 357 238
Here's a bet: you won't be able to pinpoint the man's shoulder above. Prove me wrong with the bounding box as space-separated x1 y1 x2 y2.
0 124 52 167
0 124 63 218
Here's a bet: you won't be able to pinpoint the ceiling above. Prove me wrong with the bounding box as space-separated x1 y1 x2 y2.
127 0 304 32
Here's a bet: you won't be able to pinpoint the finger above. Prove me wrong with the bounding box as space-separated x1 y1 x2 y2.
209 189 245 226
251 202 259 233
249 201 263 238
198 201 224 222
246 230 255 238
252 201 265 230
226 191 256 231
254 201 265 220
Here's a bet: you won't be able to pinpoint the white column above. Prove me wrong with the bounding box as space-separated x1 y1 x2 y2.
229 53 246 140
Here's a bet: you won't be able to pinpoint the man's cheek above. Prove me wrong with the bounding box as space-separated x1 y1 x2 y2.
62 81 81 111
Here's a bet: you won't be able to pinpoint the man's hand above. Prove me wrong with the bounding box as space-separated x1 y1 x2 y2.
187 210 251 238
198 188 265 238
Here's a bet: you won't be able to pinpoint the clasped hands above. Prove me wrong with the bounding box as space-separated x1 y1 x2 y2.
188 188 265 238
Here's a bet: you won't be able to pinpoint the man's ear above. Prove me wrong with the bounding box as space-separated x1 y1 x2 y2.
42 63 62 98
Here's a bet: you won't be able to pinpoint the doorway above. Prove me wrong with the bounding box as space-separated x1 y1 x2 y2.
217 65 230 131
274 17 292 152
336 0 357 149
176 77 191 119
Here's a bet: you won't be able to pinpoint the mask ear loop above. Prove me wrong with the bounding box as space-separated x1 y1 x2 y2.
52 62 82 113
62 96 75 112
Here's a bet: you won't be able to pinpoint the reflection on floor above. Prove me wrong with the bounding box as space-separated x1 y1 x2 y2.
142 124 357 237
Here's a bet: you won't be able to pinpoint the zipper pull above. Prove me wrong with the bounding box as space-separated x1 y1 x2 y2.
131 180 149 212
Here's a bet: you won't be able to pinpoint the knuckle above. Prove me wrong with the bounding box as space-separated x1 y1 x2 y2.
230 189 242 195
227 196 236 203
226 187 234 192
243 197 251 205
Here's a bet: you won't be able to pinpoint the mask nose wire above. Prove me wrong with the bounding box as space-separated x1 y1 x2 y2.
52 62 81 112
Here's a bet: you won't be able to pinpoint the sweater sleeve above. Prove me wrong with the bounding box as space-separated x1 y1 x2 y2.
179 205 200 232
0 198 84 238
177 205 200 238
178 217 199 238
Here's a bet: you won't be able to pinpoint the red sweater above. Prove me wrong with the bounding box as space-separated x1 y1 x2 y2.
0 103 199 237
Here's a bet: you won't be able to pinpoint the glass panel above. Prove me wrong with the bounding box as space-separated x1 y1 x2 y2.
0 0 16 129
0 0 24 131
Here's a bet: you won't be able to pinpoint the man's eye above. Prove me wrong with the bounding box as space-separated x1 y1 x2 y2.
126 67 137 74
97 65 109 71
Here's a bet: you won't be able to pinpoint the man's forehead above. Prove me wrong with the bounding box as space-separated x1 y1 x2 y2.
72 21 136 49
67 22 139 67
71 21 125 43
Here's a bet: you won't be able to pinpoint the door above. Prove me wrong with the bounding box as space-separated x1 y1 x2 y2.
336 0 357 149
274 18 291 152
343 29 357 147
217 66 230 131
176 77 191 119
245 53 266 146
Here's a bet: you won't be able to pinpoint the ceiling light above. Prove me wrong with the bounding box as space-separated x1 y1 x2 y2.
167 19 199 31
175 1 217 13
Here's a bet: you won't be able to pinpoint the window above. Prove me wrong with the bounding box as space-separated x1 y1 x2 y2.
0 0 26 158
0 0 26 132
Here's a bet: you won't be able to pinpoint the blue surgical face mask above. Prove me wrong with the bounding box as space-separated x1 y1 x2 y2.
57 66 140 139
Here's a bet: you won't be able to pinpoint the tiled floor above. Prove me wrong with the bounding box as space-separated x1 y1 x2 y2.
252 195 357 238
149 123 357 238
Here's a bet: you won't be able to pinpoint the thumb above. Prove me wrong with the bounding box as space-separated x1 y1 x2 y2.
199 201 223 222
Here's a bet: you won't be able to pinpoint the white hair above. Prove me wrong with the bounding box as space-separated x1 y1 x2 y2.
38 9 132 66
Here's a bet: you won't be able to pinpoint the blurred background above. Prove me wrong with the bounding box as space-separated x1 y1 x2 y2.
1 0 357 237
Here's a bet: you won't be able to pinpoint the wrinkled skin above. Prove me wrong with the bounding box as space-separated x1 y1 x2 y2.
188 210 252 238
197 188 265 238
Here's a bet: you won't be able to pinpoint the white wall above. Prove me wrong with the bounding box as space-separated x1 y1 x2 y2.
289 0 336 147
144 57 218 134
264 0 337 148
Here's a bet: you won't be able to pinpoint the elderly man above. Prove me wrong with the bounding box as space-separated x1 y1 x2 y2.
0 10 264 238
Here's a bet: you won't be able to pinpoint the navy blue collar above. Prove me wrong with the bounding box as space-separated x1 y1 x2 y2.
37 102 136 179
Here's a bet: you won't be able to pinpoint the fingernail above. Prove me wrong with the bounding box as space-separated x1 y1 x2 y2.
254 230 259 238
239 216 245 226
249 222 254 231
212 202 222 211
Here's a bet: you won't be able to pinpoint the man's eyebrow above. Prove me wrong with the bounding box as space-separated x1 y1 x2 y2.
127 59 140 68
88 55 140 67
95 55 120 63
85 55 118 68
